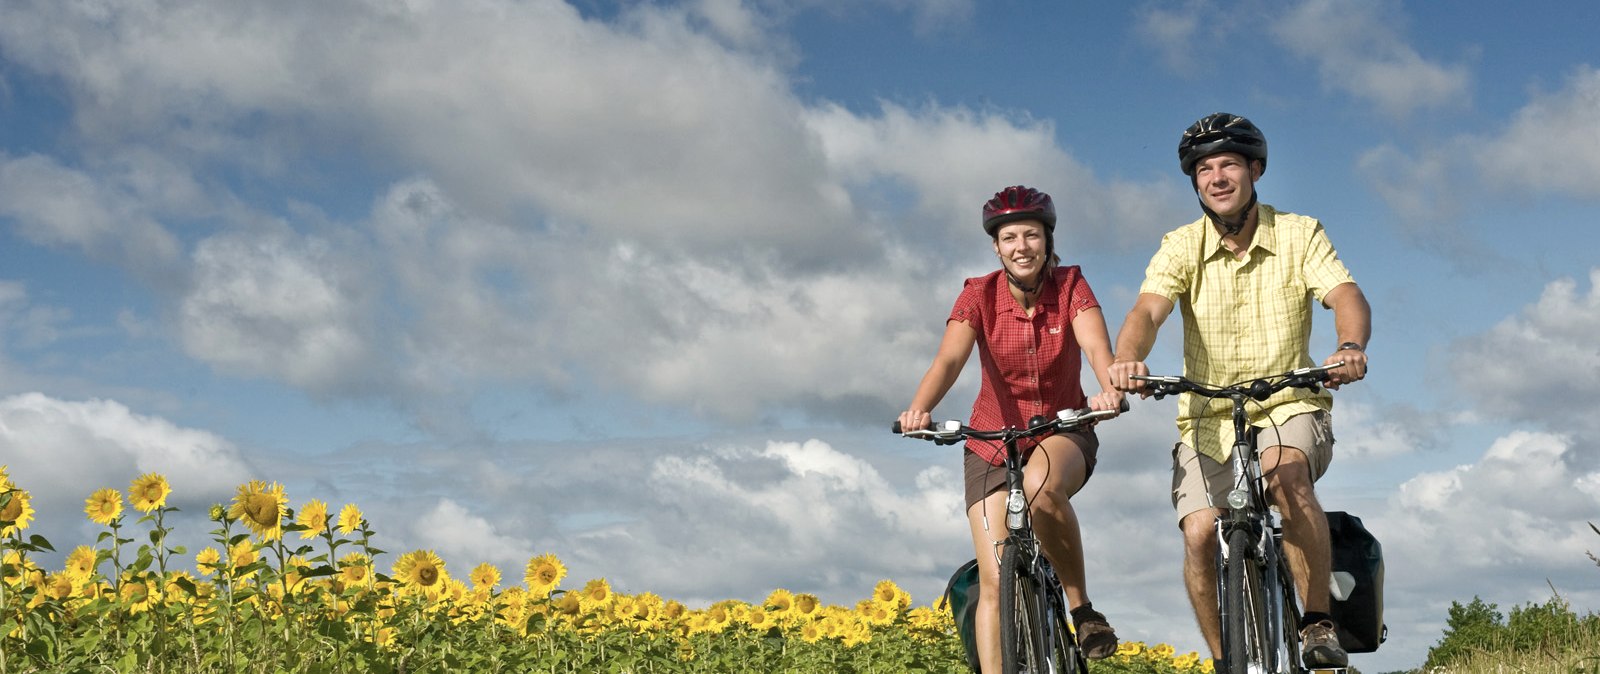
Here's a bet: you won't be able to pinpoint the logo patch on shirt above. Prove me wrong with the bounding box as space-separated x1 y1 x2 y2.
1048 326 1061 334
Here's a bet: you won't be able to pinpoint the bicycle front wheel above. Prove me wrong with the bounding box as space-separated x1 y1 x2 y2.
999 539 1047 674
1043 574 1087 674
1223 527 1271 674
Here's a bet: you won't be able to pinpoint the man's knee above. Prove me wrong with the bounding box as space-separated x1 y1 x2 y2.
1179 510 1218 551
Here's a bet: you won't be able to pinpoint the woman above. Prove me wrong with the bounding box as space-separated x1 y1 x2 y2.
899 185 1123 672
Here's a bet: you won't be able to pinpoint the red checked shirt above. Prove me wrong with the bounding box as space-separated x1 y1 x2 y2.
950 265 1100 466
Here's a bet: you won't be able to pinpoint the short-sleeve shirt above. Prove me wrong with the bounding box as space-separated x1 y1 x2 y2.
1138 204 1355 463
951 265 1100 466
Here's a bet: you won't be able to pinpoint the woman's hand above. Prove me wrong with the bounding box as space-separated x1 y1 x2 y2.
1088 390 1125 415
897 409 933 432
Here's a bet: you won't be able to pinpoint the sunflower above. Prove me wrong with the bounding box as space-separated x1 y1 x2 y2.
42 572 76 601
339 552 373 588
0 486 33 535
765 588 796 618
64 545 99 581
336 503 363 535
119 576 158 613
577 577 614 614
128 473 171 513
871 579 907 610
468 562 500 591
523 553 566 598
195 547 222 576
793 592 820 619
228 480 287 540
295 499 328 539
85 488 123 525
745 607 774 630
393 550 448 592
227 539 259 575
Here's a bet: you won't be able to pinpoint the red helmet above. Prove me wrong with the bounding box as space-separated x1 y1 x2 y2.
982 186 1056 236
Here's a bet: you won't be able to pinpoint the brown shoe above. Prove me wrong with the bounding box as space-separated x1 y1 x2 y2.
1070 604 1118 660
1300 619 1349 668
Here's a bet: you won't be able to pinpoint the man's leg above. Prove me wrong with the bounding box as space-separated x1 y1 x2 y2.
1180 507 1224 659
1261 441 1347 667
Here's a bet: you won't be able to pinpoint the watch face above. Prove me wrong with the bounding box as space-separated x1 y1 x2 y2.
1339 342 1363 352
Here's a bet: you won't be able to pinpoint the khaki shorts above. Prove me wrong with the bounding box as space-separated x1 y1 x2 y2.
964 428 1099 508
1171 410 1334 523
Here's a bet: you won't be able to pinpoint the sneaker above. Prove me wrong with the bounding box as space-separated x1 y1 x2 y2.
1070 605 1118 660
1300 619 1349 668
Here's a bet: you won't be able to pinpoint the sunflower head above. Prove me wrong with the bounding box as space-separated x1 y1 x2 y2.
128 473 171 513
228 480 287 540
0 486 34 535
577 577 613 613
64 545 100 581
469 562 500 591
523 553 566 598
85 488 123 525
295 499 329 540
336 503 363 535
393 550 448 592
339 551 373 588
195 547 222 576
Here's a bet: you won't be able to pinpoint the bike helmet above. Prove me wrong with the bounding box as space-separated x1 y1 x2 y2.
982 186 1056 237
1178 113 1268 177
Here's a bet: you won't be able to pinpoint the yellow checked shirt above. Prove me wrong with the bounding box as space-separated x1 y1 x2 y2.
1140 204 1355 463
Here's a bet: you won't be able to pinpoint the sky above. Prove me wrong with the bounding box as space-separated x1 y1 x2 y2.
1 0 1598 670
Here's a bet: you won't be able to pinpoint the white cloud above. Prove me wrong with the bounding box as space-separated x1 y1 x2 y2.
411 498 537 573
1475 66 1600 198
1451 269 1600 439
0 153 183 284
0 392 255 554
1269 0 1469 118
181 228 379 395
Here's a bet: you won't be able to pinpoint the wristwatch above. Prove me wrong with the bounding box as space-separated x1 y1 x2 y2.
1338 342 1364 352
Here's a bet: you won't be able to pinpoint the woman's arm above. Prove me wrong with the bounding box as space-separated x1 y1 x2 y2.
1071 306 1125 413
899 319 978 431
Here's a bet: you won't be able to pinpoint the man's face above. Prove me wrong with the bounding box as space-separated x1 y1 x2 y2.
1193 152 1261 219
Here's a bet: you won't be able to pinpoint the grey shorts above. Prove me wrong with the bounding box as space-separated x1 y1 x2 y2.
964 428 1099 508
1171 410 1334 523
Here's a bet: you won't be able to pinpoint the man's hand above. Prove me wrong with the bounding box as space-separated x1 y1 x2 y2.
1108 360 1153 398
1323 348 1368 390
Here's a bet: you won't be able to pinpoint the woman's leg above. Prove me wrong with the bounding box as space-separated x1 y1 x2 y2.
968 489 1011 674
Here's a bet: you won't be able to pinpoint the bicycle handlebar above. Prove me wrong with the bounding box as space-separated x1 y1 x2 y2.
1129 362 1343 401
891 398 1130 442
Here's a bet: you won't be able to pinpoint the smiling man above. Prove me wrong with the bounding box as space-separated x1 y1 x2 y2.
1106 113 1373 671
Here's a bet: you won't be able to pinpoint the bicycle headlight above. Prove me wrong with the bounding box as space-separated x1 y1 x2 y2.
1226 488 1250 510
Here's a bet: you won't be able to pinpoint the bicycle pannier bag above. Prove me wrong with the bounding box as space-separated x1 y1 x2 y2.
1325 511 1386 652
940 559 982 672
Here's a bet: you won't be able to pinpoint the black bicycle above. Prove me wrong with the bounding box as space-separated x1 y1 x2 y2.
1132 363 1342 674
895 401 1125 674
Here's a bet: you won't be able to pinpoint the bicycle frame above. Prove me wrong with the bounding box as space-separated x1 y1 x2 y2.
1134 363 1340 674
896 404 1123 674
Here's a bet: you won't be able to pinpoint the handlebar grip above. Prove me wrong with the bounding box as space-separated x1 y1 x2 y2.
1117 397 1131 413
891 420 903 434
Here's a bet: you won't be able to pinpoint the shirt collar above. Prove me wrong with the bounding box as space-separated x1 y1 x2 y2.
1201 203 1277 260
994 267 1059 316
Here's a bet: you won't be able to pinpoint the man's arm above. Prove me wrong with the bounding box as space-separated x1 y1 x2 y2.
1321 282 1370 388
1108 292 1176 394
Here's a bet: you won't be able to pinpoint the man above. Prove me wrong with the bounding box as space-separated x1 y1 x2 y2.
1107 112 1371 669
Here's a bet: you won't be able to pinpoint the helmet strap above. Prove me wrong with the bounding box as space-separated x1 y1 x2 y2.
1199 189 1257 237
1003 235 1054 296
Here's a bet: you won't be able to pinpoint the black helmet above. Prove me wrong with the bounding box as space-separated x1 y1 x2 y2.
1178 113 1267 176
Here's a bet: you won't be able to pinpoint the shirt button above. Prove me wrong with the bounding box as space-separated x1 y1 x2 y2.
1030 375 1037 382
1027 347 1035 354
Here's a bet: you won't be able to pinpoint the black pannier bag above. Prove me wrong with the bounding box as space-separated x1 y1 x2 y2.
1325 511 1387 652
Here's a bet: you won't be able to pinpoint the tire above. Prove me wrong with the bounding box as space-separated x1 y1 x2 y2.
1042 572 1086 674
999 539 1046 674
1222 527 1270 674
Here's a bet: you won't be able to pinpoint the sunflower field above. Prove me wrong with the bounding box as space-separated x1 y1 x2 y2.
0 467 1209 673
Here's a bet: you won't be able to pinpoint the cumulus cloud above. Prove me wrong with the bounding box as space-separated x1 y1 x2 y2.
0 153 184 286
1450 269 1600 443
1270 0 1470 118
1475 66 1600 198
0 392 255 555
181 228 379 395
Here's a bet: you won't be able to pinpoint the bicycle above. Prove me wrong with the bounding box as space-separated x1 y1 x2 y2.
894 401 1126 674
1131 363 1344 674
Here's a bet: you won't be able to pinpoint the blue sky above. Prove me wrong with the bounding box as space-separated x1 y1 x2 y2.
3 1 1599 670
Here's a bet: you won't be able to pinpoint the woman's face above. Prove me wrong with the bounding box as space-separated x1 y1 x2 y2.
992 220 1048 282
